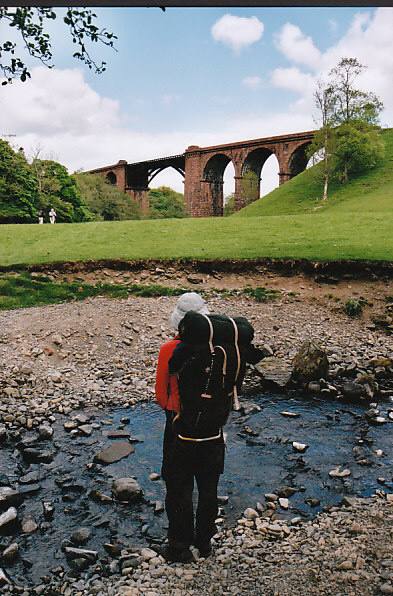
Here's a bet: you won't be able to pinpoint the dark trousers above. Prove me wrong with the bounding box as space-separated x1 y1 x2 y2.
162 411 225 551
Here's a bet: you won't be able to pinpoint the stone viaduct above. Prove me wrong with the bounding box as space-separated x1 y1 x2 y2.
87 130 315 217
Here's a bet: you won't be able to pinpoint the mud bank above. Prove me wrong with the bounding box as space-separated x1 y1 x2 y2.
1 257 393 281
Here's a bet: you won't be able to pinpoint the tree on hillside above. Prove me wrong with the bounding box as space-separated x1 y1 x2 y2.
74 172 141 221
241 170 259 205
329 58 385 184
329 58 383 126
332 121 385 183
0 138 39 223
309 57 385 198
309 80 337 201
34 160 93 222
148 186 189 219
0 7 117 85
223 193 235 216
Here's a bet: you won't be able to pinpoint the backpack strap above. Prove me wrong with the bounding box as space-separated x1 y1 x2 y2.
177 431 222 442
214 345 227 388
200 313 215 356
199 313 216 399
228 317 241 411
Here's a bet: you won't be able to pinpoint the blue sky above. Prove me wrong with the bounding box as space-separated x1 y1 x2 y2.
72 7 363 133
1 6 393 195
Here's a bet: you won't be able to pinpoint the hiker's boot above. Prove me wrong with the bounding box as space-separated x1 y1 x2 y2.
159 545 193 563
195 540 212 558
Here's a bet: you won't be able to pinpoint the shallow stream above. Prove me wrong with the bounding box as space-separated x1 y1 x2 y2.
1 391 393 588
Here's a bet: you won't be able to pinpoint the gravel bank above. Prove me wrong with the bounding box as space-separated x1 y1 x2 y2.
1 273 393 595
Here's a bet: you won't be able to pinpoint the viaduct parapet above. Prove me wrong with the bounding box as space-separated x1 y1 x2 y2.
87 130 315 217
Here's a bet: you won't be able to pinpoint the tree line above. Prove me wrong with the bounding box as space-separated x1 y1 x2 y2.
0 141 188 224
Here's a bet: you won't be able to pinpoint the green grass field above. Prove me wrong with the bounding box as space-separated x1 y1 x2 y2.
0 212 391 265
1 129 392 267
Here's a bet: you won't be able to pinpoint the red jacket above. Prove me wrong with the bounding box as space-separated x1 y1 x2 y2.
155 338 180 412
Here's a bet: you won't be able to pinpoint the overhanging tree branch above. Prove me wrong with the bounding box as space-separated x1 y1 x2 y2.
0 7 117 85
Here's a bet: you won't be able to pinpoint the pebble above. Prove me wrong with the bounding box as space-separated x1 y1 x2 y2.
141 548 158 560
279 497 289 509
149 472 161 481
329 467 351 478
0 507 17 529
2 543 18 561
21 514 38 533
280 411 300 418
292 441 308 452
243 508 259 520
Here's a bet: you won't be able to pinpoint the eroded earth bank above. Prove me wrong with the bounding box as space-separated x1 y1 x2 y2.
1 261 393 595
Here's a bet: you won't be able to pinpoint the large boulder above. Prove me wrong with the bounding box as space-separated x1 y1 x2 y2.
291 340 329 384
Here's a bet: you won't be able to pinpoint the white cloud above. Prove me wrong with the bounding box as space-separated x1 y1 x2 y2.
161 94 181 106
222 111 314 142
272 8 393 126
242 76 263 90
275 23 321 70
322 8 393 108
270 67 315 94
211 95 233 105
0 67 120 136
329 19 338 35
0 66 226 191
211 14 264 53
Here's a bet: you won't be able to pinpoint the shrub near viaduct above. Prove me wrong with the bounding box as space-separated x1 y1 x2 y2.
87 130 316 217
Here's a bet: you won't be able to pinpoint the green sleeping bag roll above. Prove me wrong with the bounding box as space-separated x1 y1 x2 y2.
178 311 254 345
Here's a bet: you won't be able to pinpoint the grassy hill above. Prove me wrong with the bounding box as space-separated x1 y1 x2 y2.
0 129 392 267
235 127 393 217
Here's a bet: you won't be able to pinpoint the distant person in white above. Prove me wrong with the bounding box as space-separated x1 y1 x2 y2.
49 208 56 224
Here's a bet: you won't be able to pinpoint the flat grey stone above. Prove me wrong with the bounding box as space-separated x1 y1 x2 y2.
64 546 98 562
78 424 93 436
107 430 131 439
254 357 292 388
94 441 135 465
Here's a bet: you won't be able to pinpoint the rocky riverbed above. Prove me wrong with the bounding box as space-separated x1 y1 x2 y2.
1 265 393 595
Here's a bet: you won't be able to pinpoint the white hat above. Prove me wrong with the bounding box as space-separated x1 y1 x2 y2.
170 292 209 331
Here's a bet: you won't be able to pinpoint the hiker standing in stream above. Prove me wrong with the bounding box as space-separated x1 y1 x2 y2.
155 292 263 563
155 292 218 562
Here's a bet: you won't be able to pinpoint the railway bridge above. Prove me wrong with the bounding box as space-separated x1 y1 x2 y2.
87 130 315 217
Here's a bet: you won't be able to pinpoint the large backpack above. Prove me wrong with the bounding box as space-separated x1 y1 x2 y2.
168 312 254 441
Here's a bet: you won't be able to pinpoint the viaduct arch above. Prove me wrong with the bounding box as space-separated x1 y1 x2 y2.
87 130 315 217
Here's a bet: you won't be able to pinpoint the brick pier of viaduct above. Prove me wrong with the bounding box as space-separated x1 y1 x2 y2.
87 130 315 217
